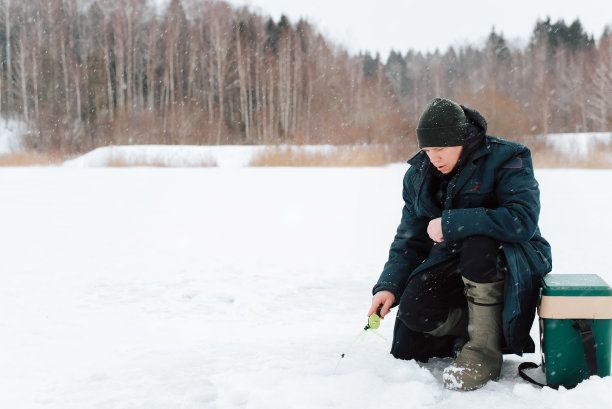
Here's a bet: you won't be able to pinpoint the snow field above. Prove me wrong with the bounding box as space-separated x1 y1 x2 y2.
0 166 610 409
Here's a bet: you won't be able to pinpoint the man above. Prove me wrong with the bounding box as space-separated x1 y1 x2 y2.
368 97 552 391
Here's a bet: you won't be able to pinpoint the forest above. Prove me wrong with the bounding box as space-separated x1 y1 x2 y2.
0 0 610 153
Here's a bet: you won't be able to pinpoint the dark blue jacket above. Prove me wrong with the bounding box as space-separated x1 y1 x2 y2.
373 112 552 355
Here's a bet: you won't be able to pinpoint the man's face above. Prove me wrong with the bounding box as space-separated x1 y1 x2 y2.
422 146 463 174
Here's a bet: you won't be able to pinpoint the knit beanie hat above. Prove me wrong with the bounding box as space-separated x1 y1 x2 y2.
416 97 470 148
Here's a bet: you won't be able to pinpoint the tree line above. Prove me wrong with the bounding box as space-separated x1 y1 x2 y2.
0 0 610 153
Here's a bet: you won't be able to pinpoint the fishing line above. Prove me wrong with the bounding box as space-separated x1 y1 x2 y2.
334 312 388 374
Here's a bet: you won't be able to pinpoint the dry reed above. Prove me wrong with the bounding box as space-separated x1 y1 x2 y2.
249 145 408 167
0 152 69 166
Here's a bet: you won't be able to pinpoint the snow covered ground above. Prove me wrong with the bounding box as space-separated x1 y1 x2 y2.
1 165 611 409
63 144 344 168
0 118 27 154
544 132 611 158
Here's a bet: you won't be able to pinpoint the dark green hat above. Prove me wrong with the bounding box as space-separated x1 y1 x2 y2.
416 97 469 148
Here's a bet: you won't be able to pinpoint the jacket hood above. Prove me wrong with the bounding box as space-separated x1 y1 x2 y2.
460 104 487 134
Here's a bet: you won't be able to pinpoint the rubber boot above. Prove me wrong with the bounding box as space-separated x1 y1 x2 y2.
442 277 504 391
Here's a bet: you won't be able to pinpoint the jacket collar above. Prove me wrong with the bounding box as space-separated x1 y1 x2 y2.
406 150 426 167
406 137 492 209
444 137 491 204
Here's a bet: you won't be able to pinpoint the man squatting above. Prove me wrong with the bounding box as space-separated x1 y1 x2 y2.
368 97 552 391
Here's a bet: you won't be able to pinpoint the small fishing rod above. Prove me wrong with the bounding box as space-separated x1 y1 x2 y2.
334 309 387 374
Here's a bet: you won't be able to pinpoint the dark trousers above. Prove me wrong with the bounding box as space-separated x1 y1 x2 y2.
390 235 506 361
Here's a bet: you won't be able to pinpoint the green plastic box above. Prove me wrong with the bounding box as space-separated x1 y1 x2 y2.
538 274 612 387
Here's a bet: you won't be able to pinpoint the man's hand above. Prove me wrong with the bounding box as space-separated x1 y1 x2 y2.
427 217 444 243
368 290 395 318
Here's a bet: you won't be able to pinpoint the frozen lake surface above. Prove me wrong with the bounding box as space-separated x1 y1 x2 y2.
1 165 610 408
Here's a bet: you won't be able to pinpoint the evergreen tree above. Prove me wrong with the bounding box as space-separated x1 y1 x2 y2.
362 51 379 77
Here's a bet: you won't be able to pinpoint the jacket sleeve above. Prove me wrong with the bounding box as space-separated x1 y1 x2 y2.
372 169 432 302
441 146 540 243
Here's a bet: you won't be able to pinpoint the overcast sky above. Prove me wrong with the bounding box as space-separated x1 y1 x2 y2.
221 0 612 60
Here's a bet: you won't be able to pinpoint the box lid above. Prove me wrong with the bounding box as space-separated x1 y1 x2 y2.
542 274 612 297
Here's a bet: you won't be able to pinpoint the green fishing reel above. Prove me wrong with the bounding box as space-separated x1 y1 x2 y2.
366 312 381 330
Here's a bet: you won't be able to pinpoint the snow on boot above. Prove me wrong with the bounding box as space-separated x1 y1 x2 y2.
442 277 504 391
